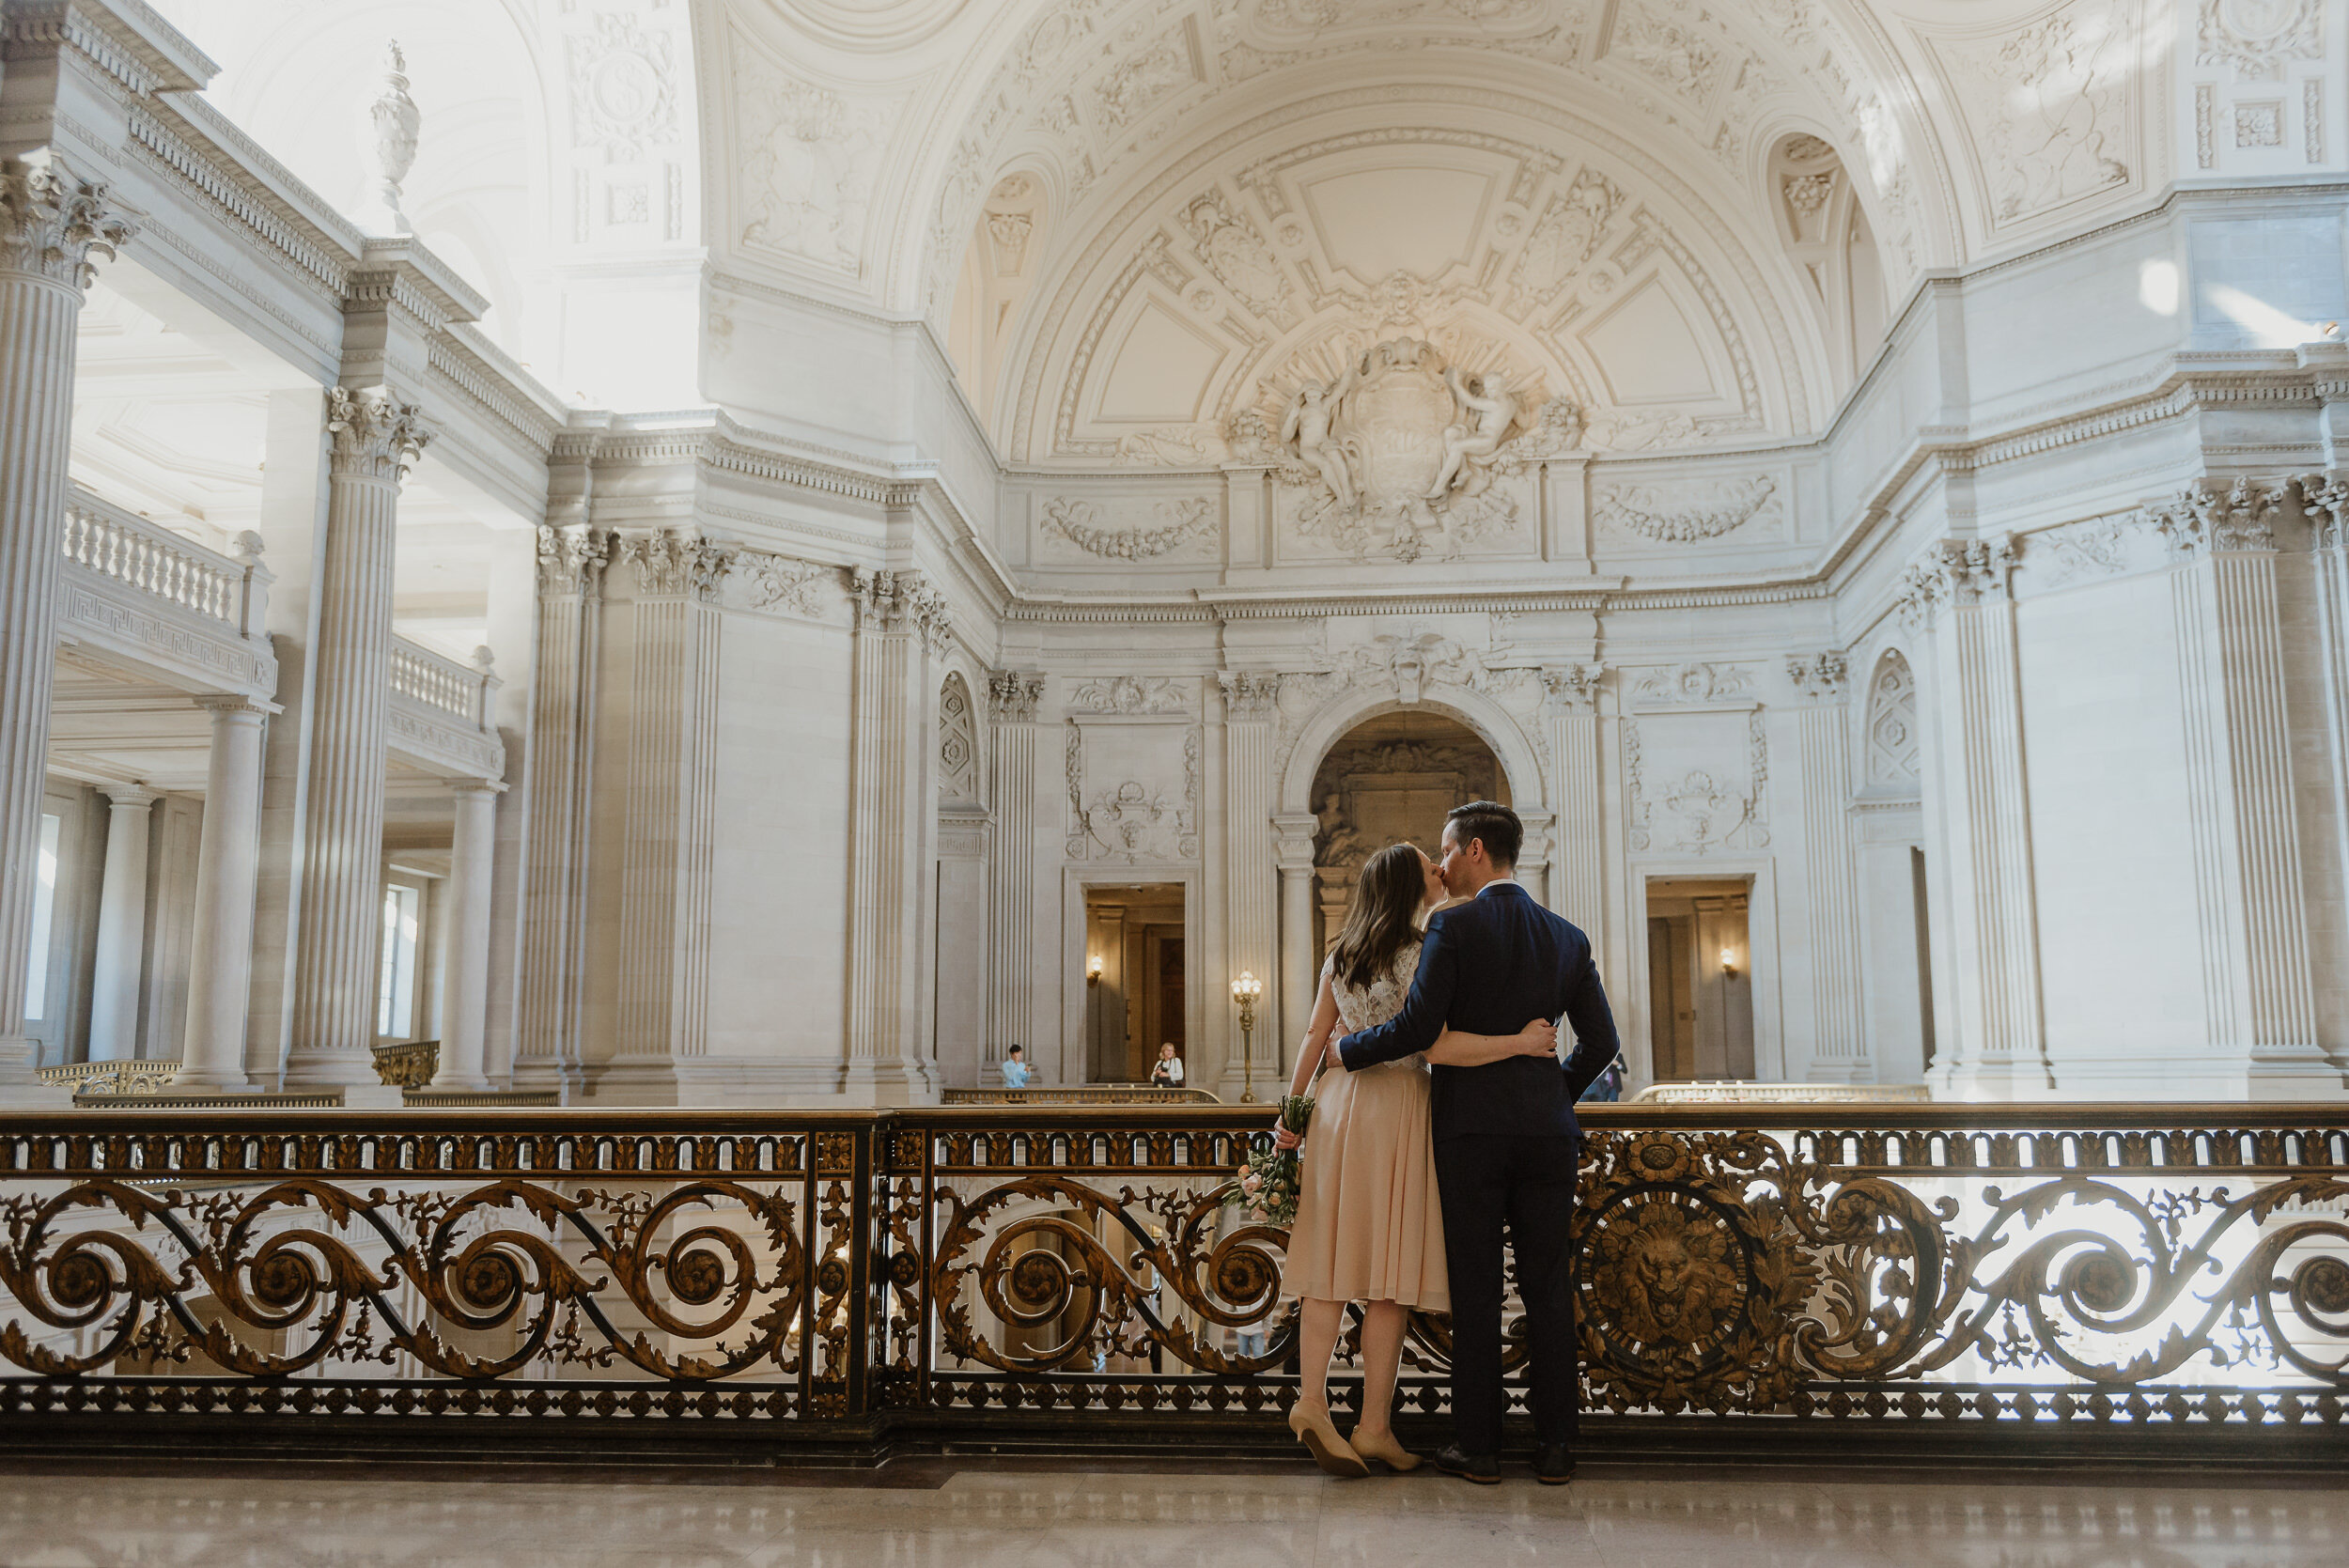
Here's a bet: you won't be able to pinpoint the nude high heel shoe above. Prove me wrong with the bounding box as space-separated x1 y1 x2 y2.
1346 1428 1423 1472
1289 1401 1370 1478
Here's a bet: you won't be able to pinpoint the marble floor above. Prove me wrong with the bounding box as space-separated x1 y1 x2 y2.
0 1461 2341 1567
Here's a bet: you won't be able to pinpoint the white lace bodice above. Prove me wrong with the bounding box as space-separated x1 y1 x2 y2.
1323 939 1426 1072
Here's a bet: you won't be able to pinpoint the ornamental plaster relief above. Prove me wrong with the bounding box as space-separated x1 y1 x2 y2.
1035 496 1220 564
727 23 902 276
1625 707 1770 856
1918 0 2140 233
1593 473 1782 546
1034 126 1777 472
1063 716 1202 863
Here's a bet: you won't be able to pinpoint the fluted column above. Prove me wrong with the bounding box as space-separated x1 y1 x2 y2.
1220 673 1281 1091
1786 653 1870 1082
2153 483 2332 1092
517 520 607 1093
608 529 728 1096
178 697 269 1089
983 671 1045 1070
432 780 500 1089
1272 812 1318 1056
283 389 429 1087
0 157 130 1094
843 569 947 1101
86 784 160 1063
1540 664 1605 929
1903 536 2050 1096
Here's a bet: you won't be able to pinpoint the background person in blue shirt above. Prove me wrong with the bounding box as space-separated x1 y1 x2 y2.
999 1045 1032 1089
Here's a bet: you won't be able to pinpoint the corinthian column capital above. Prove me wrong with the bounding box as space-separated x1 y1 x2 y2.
326 386 430 482
0 156 134 290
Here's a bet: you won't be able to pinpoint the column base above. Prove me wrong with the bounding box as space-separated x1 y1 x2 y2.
1803 1061 1878 1086
428 1073 494 1092
281 1048 382 1091
168 1066 255 1092
512 1059 583 1099
339 1083 407 1110
1931 1057 2059 1102
838 1058 941 1108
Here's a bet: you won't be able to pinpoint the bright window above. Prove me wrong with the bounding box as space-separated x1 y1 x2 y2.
376 882 419 1039
23 813 59 1020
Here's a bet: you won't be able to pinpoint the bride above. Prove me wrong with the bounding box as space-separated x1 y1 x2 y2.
1274 842 1557 1476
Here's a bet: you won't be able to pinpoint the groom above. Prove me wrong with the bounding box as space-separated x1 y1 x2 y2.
1325 800 1618 1485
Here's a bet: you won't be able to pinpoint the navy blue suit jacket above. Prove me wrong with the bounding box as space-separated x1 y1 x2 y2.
1336 882 1619 1142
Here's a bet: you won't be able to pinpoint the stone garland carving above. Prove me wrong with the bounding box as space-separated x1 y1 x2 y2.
1219 671 1282 719
987 670 1046 723
325 387 431 482
1630 662 1755 706
359 42 420 232
1897 536 2017 629
1626 712 1771 856
624 529 734 600
2029 515 2133 588
1784 652 1848 702
1039 497 1216 559
1066 675 1189 715
2197 0 2323 81
0 157 135 288
1595 475 1779 544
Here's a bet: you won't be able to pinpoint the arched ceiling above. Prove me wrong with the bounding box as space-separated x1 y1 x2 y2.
720 0 2170 456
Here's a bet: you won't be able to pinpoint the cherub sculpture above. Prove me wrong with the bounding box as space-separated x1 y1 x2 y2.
1281 361 1361 513
1426 365 1520 500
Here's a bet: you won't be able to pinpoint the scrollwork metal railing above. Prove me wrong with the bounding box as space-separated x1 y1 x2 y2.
1 1105 2344 1454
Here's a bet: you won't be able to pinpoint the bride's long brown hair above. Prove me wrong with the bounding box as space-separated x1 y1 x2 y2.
1330 843 1425 989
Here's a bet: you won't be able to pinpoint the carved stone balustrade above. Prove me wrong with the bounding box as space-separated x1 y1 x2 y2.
56 489 275 699
0 1103 2344 1466
386 636 504 780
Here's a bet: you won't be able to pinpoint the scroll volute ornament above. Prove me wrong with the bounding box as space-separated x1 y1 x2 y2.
326 387 431 482
0 157 134 289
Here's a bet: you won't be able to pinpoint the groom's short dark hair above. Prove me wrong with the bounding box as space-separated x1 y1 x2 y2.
1446 800 1520 868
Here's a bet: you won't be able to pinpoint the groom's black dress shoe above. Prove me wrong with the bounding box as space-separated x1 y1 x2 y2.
1434 1444 1501 1484
1533 1443 1577 1485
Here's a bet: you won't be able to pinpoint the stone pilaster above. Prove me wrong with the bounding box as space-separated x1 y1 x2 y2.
283 388 428 1087
178 697 270 1089
601 529 730 1099
1901 536 2051 1096
1220 673 1281 1090
843 568 947 1101
1272 811 1319 1059
86 783 159 1063
1540 663 1605 932
433 780 500 1089
516 517 608 1094
2152 483 2334 1093
0 156 130 1096
1786 652 1870 1082
983 670 1045 1068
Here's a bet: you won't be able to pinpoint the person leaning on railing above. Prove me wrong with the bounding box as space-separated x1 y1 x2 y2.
1149 1042 1185 1090
999 1046 1032 1090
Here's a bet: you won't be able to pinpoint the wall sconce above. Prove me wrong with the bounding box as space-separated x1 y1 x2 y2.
1086 954 1104 986
1719 947 1738 980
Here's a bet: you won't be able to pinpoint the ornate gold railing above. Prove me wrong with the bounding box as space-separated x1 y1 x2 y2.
0 1104 2343 1457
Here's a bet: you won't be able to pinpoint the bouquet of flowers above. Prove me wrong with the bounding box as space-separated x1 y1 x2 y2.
1236 1094 1315 1227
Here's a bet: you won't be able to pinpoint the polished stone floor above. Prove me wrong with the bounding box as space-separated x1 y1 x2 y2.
0 1460 2341 1567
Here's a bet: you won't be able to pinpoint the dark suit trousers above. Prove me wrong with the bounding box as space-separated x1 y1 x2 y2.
1434 1132 1579 1453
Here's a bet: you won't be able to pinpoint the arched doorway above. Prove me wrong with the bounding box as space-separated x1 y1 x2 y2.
1308 711 1509 954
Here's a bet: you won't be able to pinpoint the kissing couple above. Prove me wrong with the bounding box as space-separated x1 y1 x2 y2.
1273 800 1620 1485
